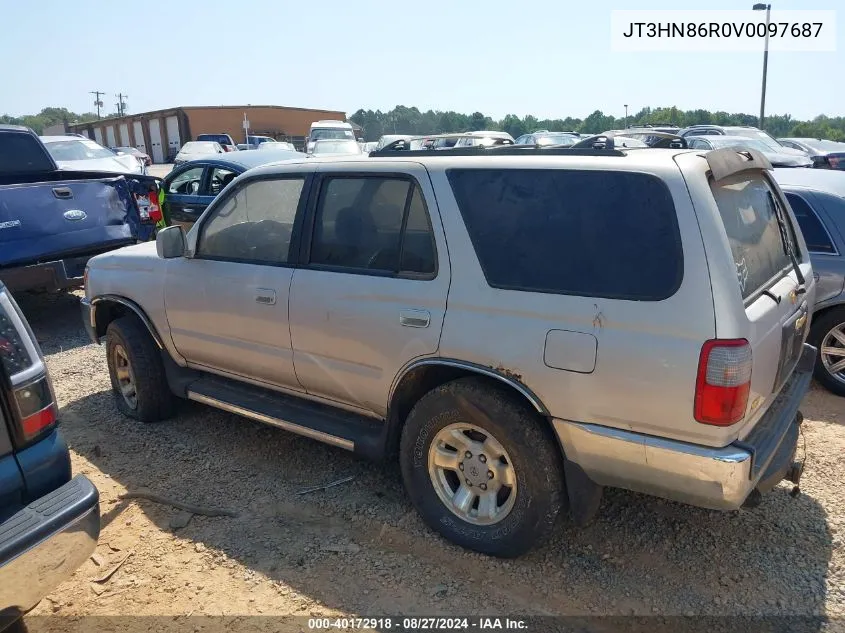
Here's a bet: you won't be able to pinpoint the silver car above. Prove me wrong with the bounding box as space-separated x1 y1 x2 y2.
41 135 146 174
82 147 816 557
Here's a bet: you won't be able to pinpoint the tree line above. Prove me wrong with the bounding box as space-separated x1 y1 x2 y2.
350 105 845 142
0 107 99 134
4 105 844 143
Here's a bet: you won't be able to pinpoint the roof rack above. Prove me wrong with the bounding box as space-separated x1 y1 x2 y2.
369 139 625 157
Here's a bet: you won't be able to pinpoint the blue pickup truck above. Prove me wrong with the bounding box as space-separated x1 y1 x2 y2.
0 280 99 629
0 125 161 293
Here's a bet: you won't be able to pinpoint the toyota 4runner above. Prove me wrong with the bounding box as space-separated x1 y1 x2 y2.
82 146 816 557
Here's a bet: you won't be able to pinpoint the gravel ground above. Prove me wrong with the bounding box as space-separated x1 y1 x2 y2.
11 289 845 629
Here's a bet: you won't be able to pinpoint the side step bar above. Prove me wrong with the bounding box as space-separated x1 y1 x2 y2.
186 376 388 460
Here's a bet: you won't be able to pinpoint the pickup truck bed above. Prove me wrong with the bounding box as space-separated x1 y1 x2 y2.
0 125 158 293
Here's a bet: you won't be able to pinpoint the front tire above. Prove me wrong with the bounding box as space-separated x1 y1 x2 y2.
809 307 845 397
399 377 564 557
105 315 174 421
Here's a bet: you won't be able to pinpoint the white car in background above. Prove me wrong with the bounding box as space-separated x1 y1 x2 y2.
258 141 297 151
173 141 225 165
309 139 363 156
40 136 146 174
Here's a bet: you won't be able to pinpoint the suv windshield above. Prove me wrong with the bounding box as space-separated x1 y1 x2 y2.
725 129 782 151
45 139 115 161
311 140 361 154
535 133 580 146
311 129 354 141
709 173 799 300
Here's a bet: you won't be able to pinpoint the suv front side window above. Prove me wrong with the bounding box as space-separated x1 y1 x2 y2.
197 177 305 265
785 192 837 254
310 176 436 276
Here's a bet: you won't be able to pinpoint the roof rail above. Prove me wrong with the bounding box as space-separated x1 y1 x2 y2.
369 140 626 157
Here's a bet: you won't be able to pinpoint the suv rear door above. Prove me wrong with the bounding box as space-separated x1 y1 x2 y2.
676 150 815 438
288 162 450 416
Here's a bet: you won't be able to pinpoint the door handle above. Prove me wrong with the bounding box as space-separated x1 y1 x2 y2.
399 309 430 328
255 288 276 305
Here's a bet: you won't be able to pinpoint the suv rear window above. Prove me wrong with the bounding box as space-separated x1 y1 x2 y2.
447 169 683 300
198 134 231 145
709 174 794 300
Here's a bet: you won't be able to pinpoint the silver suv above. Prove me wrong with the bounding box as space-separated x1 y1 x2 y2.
81 146 817 557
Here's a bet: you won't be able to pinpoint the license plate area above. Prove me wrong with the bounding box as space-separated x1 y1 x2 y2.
774 301 809 391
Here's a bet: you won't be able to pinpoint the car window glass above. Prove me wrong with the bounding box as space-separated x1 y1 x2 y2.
785 193 835 254
208 167 237 196
710 174 791 300
311 177 435 274
400 186 436 274
168 167 204 194
447 169 682 300
198 178 304 264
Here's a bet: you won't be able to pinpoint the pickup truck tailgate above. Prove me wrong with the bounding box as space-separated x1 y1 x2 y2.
0 177 136 267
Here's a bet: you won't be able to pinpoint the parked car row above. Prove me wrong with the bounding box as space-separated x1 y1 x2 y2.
82 140 826 560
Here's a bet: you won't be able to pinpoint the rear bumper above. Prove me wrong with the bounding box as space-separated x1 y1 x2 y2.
0 256 92 293
554 344 816 510
0 475 100 616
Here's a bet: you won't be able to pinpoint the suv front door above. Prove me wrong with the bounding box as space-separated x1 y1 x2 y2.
289 163 450 415
164 164 314 389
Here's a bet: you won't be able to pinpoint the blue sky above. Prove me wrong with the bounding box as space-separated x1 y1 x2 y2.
2 0 842 120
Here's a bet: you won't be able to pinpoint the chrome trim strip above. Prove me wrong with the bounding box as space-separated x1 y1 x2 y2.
390 358 547 415
91 295 164 349
186 391 354 451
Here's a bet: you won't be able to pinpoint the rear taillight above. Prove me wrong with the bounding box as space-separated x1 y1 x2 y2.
694 339 752 426
14 376 58 441
0 288 57 444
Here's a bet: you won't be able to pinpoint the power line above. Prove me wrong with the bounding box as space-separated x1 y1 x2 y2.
115 93 128 117
90 91 105 119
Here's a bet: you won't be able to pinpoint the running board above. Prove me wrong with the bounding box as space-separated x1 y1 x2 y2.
185 376 387 460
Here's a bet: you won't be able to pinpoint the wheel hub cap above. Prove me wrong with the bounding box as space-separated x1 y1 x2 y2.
821 323 845 385
427 422 517 526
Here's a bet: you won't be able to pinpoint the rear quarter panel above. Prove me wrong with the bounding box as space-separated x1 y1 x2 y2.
432 155 722 446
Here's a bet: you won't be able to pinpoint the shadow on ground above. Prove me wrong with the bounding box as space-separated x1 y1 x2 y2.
56 386 834 623
12 290 90 354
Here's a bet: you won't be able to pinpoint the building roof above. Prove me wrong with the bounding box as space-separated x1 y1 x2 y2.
69 104 347 127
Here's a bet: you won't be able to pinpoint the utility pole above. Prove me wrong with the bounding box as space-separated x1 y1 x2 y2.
624 104 629 129
90 91 105 119
752 3 772 129
115 93 128 117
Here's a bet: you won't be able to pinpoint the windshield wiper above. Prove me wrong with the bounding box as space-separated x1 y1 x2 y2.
767 190 806 291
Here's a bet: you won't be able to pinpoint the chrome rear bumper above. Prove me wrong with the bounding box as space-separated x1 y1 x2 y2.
554 344 815 510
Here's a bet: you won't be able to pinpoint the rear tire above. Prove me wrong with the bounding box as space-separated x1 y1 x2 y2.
399 377 564 557
809 307 845 397
105 315 174 421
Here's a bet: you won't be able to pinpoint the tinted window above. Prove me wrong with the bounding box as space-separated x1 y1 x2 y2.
0 132 55 174
198 178 304 264
710 174 791 300
311 177 436 275
447 169 682 300
785 192 835 254
168 167 204 194
207 167 238 195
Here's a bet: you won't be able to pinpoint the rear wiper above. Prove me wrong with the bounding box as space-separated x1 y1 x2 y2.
767 191 806 291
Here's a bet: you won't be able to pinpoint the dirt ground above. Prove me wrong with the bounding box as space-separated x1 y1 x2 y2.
12 290 845 630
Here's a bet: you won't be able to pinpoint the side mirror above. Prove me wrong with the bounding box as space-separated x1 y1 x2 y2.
156 225 186 259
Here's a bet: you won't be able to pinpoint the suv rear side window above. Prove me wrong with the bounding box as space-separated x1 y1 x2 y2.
710 174 793 300
447 169 682 300
310 176 436 275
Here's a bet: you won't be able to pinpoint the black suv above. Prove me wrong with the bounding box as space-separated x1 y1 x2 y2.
0 282 99 629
